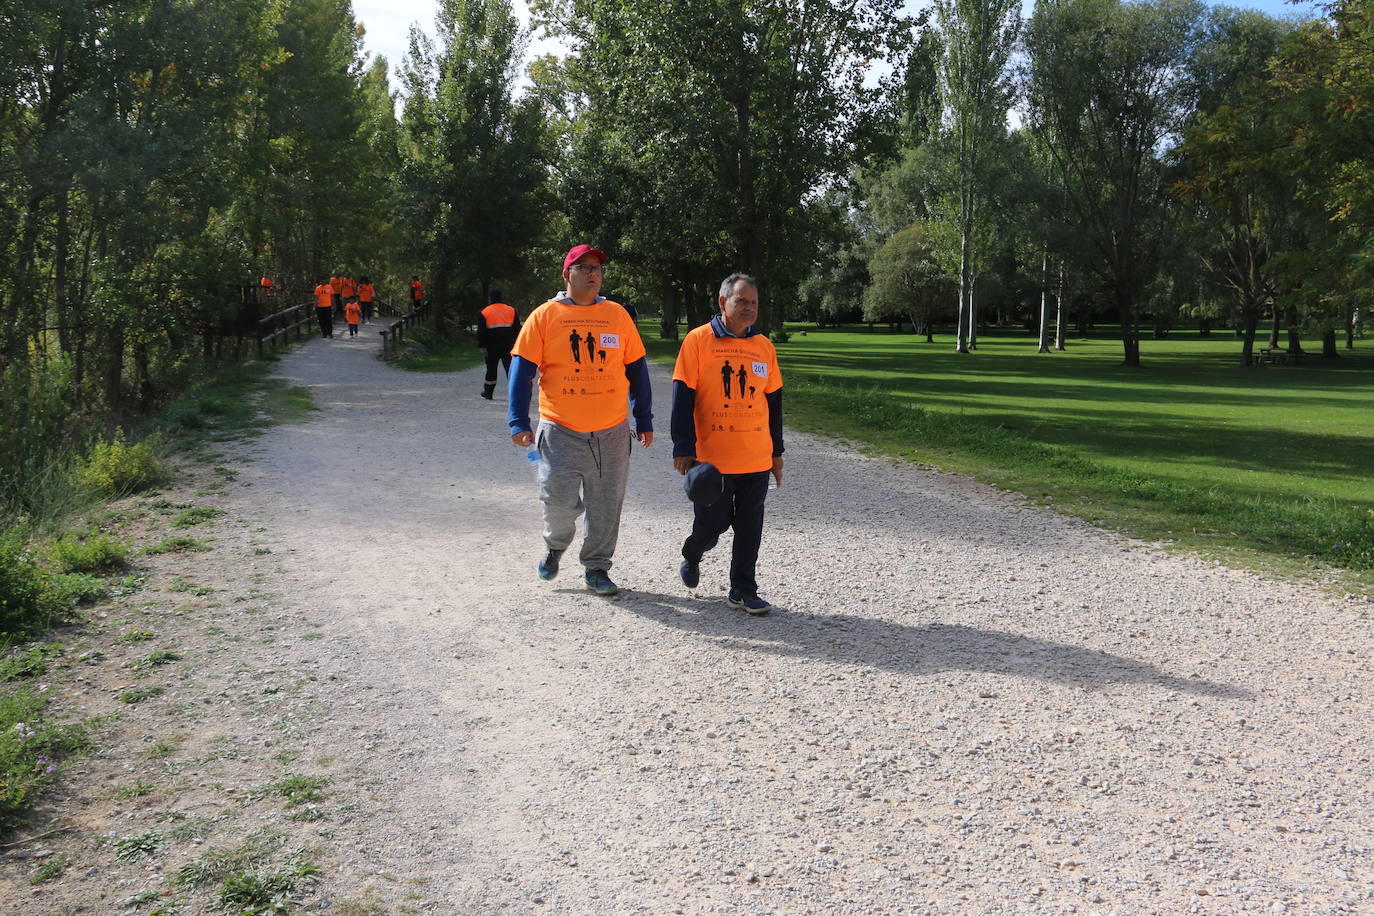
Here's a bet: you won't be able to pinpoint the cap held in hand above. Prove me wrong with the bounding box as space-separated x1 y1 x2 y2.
683 462 724 507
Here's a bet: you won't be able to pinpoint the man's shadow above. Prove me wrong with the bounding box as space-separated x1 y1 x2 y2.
621 591 1251 700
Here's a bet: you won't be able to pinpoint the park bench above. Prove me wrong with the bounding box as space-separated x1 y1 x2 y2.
1257 347 1301 366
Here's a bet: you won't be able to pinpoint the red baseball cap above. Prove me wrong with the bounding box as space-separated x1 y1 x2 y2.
563 244 608 271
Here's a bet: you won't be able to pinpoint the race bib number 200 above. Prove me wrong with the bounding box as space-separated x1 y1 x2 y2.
600 333 620 349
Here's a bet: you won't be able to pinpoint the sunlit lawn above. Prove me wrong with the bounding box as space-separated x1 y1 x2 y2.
769 325 1373 506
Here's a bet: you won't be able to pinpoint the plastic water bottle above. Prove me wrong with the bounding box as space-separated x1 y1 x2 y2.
524 444 540 474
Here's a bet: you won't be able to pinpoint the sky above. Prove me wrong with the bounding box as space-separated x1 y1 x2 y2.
353 0 1325 95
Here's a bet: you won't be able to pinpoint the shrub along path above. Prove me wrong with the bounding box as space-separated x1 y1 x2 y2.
6 330 1372 912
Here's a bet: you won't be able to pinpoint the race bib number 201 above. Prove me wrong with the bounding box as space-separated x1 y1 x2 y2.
752 361 769 378
600 333 620 349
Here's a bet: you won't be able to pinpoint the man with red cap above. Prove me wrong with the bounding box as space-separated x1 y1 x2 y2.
508 245 654 596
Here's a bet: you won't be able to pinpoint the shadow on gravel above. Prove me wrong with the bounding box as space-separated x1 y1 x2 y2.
623 592 1252 701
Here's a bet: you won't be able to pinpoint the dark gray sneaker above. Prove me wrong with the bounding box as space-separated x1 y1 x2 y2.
537 548 563 581
584 569 619 596
727 588 771 615
679 559 700 589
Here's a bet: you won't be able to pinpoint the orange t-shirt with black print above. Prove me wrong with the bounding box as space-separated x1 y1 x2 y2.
345 301 362 325
673 323 782 474
512 299 646 433
314 284 334 309
358 283 374 303
341 276 356 298
330 276 342 294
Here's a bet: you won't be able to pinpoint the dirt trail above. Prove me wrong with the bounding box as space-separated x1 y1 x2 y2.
9 331 1373 914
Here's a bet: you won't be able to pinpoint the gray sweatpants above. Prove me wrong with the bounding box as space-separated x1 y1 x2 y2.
536 418 632 572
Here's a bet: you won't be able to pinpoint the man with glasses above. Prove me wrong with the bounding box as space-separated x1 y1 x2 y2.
508 244 654 596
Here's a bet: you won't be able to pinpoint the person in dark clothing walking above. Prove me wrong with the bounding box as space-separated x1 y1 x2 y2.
478 287 519 400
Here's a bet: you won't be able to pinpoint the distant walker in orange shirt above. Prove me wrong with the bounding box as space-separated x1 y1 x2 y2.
313 280 336 338
478 287 519 400
344 299 362 337
670 273 784 614
357 276 375 323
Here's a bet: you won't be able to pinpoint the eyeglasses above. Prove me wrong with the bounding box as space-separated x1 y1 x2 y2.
570 263 605 274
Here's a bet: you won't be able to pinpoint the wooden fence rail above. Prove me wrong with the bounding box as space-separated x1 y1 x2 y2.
379 300 431 359
255 301 314 356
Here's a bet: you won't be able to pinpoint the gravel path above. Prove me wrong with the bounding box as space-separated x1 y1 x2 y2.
228 332 1372 914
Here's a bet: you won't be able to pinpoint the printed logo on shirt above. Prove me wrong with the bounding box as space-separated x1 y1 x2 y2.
600 333 620 349
752 361 769 378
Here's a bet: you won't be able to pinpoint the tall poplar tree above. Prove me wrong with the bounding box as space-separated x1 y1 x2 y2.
932 0 1019 353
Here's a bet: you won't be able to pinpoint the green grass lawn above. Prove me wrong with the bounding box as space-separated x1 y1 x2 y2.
642 320 1374 583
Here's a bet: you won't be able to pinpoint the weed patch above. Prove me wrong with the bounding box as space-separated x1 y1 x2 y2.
49 530 129 574
264 774 329 807
0 688 92 831
30 854 69 884
144 536 212 555
119 686 165 704
172 507 224 529
0 643 64 681
131 650 183 672
114 830 164 861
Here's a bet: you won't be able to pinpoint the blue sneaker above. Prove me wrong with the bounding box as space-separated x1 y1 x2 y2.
679 559 700 589
727 589 771 615
537 548 563 581
585 569 619 596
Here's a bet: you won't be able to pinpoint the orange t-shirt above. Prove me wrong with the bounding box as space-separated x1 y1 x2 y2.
512 298 647 433
672 322 782 474
411 280 424 300
358 283 374 303
481 303 517 327
314 284 334 309
345 301 362 324
330 276 342 294
341 277 356 298
259 276 272 288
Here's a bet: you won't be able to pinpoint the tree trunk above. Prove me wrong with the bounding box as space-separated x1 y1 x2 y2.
1285 308 1303 353
55 186 71 356
660 286 679 340
968 275 978 350
1321 327 1338 358
105 327 125 417
1267 302 1281 348
1346 312 1355 349
955 181 971 353
1037 250 1050 353
1054 263 1066 351
1240 306 1258 366
1119 287 1140 366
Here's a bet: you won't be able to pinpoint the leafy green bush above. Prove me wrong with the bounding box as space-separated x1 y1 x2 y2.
41 572 111 612
48 531 129 574
0 533 50 640
72 434 169 499
0 687 91 832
